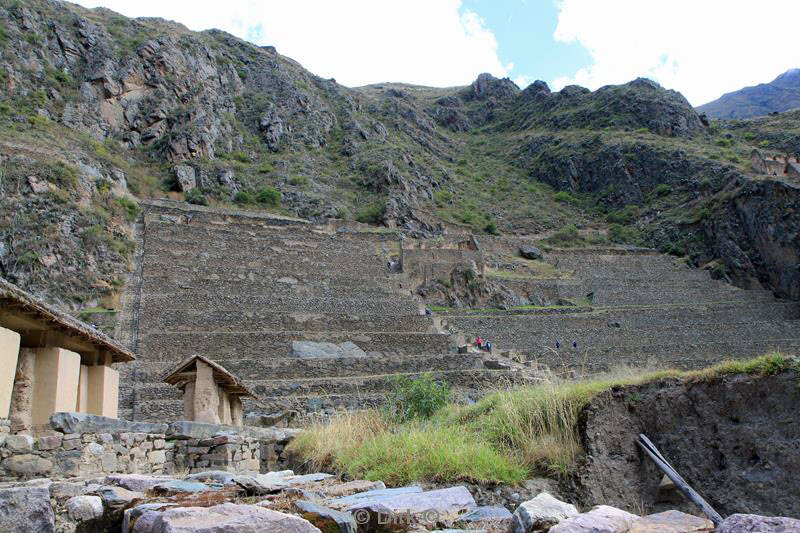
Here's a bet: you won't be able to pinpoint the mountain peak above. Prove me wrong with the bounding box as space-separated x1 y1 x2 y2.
697 68 800 119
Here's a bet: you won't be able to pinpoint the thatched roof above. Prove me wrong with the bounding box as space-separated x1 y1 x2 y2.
163 354 254 397
0 278 135 364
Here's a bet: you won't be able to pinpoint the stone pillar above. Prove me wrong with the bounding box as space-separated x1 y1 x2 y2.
183 380 195 420
32 347 81 427
230 396 243 427
193 360 220 424
218 389 231 425
9 348 35 433
77 365 89 413
87 364 119 418
0 327 20 419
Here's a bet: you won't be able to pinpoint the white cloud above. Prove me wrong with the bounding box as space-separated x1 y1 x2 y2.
552 0 800 105
73 0 508 87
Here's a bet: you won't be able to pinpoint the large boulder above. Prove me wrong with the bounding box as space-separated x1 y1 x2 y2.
290 341 367 358
512 492 578 532
132 503 321 532
328 486 423 508
548 505 638 533
0 486 55 532
104 474 174 492
174 165 196 192
519 245 544 260
718 513 800 532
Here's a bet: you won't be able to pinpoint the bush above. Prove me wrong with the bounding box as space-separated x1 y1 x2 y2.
608 224 644 245
484 220 499 235
115 196 140 222
386 373 450 421
605 205 640 225
234 191 256 205
289 175 309 188
547 223 581 246
185 189 208 206
256 186 281 207
355 202 385 224
554 191 578 205
654 183 672 197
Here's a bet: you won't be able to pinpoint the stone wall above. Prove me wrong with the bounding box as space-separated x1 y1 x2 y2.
0 414 296 481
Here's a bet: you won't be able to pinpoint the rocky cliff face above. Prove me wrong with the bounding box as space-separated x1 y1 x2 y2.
0 0 798 313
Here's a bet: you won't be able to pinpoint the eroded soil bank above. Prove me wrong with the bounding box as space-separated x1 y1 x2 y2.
567 370 800 517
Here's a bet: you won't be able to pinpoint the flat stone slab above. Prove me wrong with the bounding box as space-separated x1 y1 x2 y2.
166 420 300 441
104 474 174 492
347 486 477 523
50 412 168 435
456 505 513 530
152 480 223 495
133 502 321 532
630 510 714 532
328 486 423 507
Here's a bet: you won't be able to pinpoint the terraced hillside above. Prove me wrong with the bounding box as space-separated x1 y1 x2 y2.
446 248 800 374
118 201 531 422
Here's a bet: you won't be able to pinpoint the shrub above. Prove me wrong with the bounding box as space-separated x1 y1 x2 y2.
386 373 450 421
554 191 578 205
115 196 140 222
256 186 281 207
605 205 640 225
654 183 672 197
289 175 309 188
355 202 385 224
484 220 499 235
547 223 580 246
233 191 256 205
608 224 644 245
185 189 208 206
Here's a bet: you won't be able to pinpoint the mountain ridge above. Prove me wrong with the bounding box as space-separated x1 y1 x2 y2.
697 68 800 119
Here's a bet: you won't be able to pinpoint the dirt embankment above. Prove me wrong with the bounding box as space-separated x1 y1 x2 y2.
567 370 800 517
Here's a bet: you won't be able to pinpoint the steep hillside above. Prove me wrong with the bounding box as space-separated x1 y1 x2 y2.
697 69 800 119
0 0 798 320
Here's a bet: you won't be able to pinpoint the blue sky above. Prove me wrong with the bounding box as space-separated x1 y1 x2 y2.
461 0 592 90
75 0 800 106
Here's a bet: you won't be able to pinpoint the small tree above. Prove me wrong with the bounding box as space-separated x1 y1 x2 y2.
256 186 281 207
386 373 450 421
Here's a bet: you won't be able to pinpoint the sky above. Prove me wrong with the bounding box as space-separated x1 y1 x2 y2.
73 0 800 106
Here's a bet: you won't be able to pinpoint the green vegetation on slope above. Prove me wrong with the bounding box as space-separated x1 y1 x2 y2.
289 353 798 485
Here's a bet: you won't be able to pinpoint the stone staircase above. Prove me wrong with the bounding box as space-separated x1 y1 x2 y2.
119 201 530 422
448 249 800 374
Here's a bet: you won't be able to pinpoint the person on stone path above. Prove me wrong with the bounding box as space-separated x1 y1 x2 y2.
556 341 560 349
485 340 492 352
573 341 577 349
475 336 484 349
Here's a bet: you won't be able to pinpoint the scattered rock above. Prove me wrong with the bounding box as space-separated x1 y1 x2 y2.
151 480 222 495
66 495 104 522
549 505 638 533
0 486 55 533
295 500 357 533
512 492 578 532
328 486 423 508
717 513 800 533
93 485 144 508
321 480 386 498
347 486 477 525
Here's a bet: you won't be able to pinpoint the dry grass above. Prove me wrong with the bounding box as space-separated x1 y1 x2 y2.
289 353 797 484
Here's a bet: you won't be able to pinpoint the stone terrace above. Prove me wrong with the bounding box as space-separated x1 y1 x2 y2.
120 201 527 422
448 248 800 374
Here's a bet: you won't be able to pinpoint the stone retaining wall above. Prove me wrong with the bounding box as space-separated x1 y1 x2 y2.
0 415 296 481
